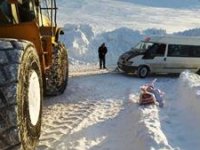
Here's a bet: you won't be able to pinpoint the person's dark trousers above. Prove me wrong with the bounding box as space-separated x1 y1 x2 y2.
99 57 106 69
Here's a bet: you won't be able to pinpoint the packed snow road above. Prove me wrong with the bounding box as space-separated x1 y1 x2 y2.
36 69 196 150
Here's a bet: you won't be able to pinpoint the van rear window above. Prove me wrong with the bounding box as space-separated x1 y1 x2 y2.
168 44 200 57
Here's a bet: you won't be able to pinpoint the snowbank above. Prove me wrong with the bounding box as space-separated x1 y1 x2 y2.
175 28 200 37
61 24 166 66
129 71 200 150
136 105 173 150
178 71 200 126
129 93 173 150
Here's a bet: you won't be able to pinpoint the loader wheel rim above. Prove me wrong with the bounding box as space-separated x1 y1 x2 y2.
28 70 41 126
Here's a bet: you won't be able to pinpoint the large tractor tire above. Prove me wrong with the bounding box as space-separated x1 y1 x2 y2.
45 43 68 96
0 39 43 150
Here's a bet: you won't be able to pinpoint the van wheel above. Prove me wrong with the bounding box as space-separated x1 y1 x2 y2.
0 39 42 150
138 66 149 78
45 43 68 96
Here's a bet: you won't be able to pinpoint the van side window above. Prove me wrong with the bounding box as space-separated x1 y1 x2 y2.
168 45 200 57
143 43 166 59
168 45 180 56
155 44 166 56
190 46 200 57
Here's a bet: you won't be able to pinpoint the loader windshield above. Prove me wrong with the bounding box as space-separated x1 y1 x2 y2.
0 1 12 24
0 0 37 24
18 0 36 22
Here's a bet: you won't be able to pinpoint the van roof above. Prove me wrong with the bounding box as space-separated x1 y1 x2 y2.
144 36 200 46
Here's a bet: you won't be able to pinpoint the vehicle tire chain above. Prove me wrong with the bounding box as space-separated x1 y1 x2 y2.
0 39 27 150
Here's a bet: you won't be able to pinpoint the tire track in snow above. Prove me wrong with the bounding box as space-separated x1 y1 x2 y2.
37 101 95 149
37 99 122 149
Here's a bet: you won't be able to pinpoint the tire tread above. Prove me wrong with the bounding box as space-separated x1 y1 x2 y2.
45 44 68 96
0 39 23 150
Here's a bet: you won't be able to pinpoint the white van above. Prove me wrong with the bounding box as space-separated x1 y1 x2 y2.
117 36 200 78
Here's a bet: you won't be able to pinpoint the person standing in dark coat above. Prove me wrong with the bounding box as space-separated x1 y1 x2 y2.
98 43 108 69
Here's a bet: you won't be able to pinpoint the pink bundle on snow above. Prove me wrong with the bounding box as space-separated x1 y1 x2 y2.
139 79 164 107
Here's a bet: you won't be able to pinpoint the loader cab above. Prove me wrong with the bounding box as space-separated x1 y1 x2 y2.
0 0 62 72
0 0 37 24
0 0 57 26
0 0 15 24
18 0 37 22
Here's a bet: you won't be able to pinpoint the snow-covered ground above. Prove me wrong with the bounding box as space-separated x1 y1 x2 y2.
38 0 200 150
38 70 200 150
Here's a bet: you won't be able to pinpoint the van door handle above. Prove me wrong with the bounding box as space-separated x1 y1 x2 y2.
164 58 167 61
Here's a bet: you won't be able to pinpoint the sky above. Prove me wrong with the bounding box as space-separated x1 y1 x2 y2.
57 0 200 34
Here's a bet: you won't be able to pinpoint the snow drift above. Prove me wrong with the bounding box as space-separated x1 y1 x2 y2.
127 71 200 150
178 71 200 131
62 24 166 66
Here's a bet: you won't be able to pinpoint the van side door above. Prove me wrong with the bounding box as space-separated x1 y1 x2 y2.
142 43 167 73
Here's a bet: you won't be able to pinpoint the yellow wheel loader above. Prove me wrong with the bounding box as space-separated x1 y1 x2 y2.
0 0 68 149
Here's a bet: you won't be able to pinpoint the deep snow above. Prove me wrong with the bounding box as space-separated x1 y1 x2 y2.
39 69 200 150
38 70 174 150
38 0 200 150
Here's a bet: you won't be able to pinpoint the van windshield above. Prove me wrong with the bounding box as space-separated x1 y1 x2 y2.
131 41 154 53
